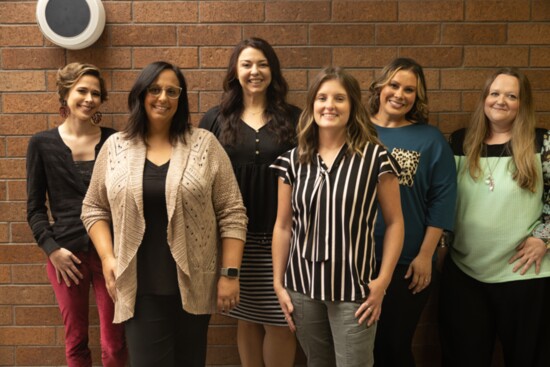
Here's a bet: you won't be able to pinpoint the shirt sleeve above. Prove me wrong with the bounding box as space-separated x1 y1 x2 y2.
26 135 59 256
377 146 401 179
270 149 294 185
532 130 550 239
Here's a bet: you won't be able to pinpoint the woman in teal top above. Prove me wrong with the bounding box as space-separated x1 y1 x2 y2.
440 68 550 367
368 58 457 367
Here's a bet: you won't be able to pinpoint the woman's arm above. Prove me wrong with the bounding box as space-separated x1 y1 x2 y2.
272 179 295 331
88 220 117 302
406 226 442 293
356 173 404 326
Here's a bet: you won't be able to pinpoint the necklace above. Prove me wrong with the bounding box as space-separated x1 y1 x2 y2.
484 143 507 192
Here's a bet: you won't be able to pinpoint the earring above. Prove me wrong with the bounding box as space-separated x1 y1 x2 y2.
91 111 102 126
59 100 70 119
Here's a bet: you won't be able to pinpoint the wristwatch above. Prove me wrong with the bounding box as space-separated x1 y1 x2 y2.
220 267 240 279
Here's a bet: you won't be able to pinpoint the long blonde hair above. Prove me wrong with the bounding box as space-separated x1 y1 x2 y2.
463 68 538 192
297 67 380 164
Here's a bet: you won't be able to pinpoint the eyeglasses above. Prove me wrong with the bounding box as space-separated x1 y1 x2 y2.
147 85 182 99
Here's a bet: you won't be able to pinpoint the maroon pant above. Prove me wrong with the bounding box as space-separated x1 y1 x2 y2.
47 248 127 367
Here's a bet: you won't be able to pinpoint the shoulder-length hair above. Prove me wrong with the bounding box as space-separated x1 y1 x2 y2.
463 67 538 192
218 37 295 145
56 62 108 104
367 57 429 123
297 67 380 164
124 61 191 145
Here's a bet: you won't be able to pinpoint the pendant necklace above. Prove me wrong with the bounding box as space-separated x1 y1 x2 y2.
484 143 507 192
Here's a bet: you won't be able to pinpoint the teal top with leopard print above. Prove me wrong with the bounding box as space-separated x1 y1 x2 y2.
374 123 457 265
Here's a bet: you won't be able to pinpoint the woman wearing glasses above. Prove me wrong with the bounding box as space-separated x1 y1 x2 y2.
81 61 248 367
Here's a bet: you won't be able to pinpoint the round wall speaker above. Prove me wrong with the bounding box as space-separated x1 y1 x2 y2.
36 0 106 50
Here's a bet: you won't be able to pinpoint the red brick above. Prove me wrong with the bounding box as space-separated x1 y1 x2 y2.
333 47 397 68
531 47 550 67
199 92 223 113
134 2 198 23
2 93 57 114
6 137 29 157
376 24 440 45
178 25 242 46
200 48 233 69
15 306 62 326
0 159 25 179
0 306 12 325
98 93 127 114
464 46 529 67
0 203 25 222
15 346 66 365
0 266 10 284
188 92 199 114
424 69 440 90
509 24 550 45
525 70 550 90
442 24 507 45
134 48 198 68
266 1 329 22
0 26 43 47
111 25 176 46
0 138 5 157
243 25 308 45
103 1 132 23
0 3 36 23
462 91 482 112
0 245 45 264
538 114 550 129
0 182 5 201
285 70 308 91
0 326 56 345
186 71 233 91
0 285 54 305
287 92 307 109
275 47 331 68
0 346 14 366
207 325 237 345
7 181 26 201
0 71 45 92
429 92 462 113
112 115 130 132
200 2 264 23
533 1 550 21
399 47 462 67
399 1 463 21
67 48 132 69
466 0 530 21
0 224 7 243
2 48 65 70
112 71 140 91
0 115 47 136
310 25 375 45
441 69 491 90
11 264 48 284
332 1 397 22
534 92 550 111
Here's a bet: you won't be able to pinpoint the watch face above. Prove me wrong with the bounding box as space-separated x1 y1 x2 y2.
227 268 239 277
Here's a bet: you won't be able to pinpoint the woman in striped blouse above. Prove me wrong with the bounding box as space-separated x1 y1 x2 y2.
271 67 404 367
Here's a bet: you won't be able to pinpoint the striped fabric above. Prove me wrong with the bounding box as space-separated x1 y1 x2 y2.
229 232 287 326
271 143 399 302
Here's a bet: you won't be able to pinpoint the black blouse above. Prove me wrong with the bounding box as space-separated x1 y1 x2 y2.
199 105 301 237
26 127 115 256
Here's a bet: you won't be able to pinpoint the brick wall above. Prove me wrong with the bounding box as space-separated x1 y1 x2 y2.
1 1 549 366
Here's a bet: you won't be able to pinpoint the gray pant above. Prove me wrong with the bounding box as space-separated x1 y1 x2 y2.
288 289 376 367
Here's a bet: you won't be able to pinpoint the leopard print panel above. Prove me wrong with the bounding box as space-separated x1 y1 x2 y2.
391 147 421 187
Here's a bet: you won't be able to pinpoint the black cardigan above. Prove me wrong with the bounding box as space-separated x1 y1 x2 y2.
26 127 115 256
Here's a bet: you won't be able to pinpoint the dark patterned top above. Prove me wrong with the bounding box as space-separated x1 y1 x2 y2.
271 143 400 302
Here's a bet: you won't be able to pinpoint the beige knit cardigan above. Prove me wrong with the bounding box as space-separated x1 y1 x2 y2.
81 128 247 323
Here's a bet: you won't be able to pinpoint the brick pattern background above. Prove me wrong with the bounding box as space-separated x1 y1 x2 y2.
0 1 549 366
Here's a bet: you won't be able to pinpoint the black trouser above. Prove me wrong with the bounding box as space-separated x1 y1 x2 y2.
374 264 432 367
439 257 547 367
125 295 211 367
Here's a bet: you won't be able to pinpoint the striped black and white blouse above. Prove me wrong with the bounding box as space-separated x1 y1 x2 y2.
271 143 400 302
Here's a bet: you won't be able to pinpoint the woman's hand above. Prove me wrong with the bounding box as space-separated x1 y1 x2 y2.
275 285 296 332
48 248 83 287
355 278 386 327
405 253 432 294
217 277 239 313
509 237 547 275
101 255 117 302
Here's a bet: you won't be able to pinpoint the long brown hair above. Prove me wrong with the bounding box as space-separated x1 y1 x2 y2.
463 68 538 192
297 67 380 164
